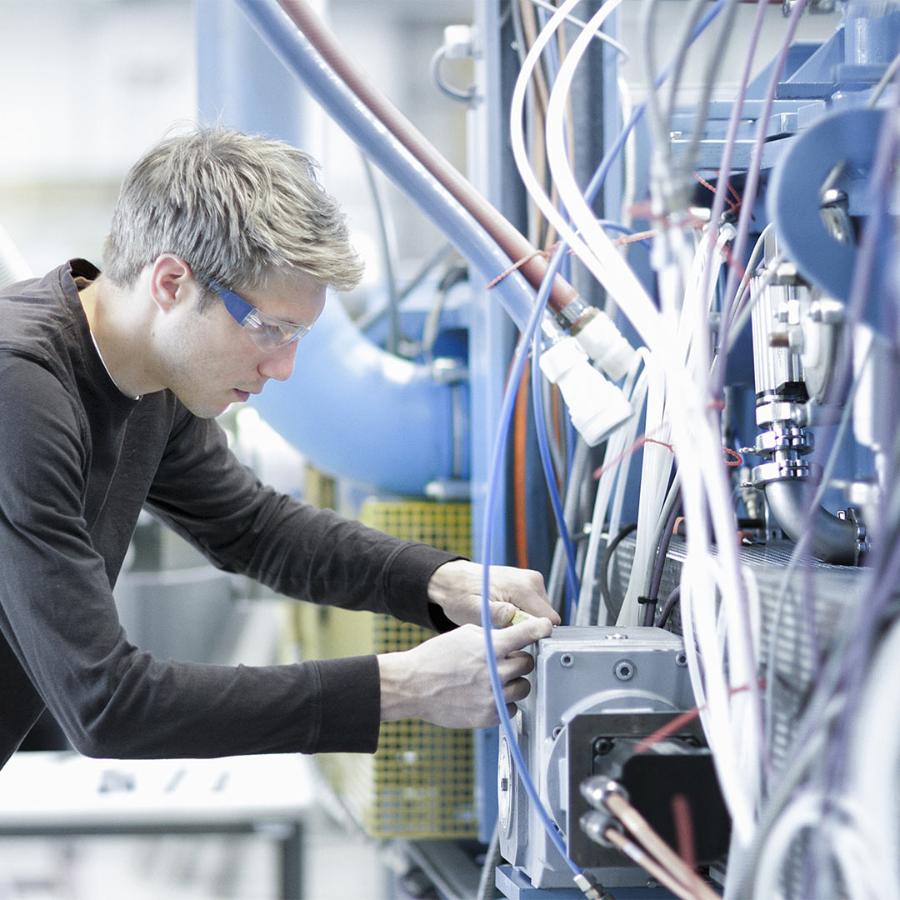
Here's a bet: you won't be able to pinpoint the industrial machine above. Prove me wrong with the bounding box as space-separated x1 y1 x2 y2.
191 0 899 897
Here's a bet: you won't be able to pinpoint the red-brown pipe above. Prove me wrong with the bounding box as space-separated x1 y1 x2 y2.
275 0 580 315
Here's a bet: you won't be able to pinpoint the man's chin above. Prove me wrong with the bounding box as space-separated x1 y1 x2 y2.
180 397 232 419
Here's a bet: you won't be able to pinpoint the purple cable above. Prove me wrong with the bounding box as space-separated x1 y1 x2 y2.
713 0 810 397
821 94 900 794
699 0 770 362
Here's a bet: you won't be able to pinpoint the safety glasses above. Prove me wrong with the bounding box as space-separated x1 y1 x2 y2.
208 280 312 351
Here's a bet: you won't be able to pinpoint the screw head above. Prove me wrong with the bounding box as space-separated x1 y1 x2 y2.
560 653 574 668
676 651 687 667
614 659 635 681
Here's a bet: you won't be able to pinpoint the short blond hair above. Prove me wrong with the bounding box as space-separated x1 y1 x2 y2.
103 128 363 296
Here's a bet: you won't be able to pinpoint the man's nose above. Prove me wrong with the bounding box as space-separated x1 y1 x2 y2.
257 340 299 382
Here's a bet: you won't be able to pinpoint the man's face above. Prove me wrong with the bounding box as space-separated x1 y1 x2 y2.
160 268 326 418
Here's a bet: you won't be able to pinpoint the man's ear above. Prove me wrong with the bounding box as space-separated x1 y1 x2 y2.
148 255 194 313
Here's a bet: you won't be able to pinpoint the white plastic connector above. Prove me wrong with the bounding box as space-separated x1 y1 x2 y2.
442 25 475 59
540 338 632 446
573 310 637 382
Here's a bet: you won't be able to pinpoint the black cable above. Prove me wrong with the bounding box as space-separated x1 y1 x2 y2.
643 494 683 626
600 523 637 621
655 586 681 628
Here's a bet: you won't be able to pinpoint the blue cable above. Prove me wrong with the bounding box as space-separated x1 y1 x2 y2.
479 0 729 882
526 218 649 623
531 329 580 623
482 248 578 872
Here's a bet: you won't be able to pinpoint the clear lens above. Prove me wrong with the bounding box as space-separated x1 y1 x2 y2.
243 311 309 350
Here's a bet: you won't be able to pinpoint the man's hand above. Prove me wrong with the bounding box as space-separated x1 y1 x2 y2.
378 617 553 728
427 560 562 628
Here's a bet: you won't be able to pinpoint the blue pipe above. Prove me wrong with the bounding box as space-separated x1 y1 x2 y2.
251 294 468 495
235 0 538 334
197 0 480 495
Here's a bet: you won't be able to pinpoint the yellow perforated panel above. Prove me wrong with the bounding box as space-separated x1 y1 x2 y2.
306 499 476 839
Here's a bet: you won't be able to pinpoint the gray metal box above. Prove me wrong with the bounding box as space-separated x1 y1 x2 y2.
498 626 695 889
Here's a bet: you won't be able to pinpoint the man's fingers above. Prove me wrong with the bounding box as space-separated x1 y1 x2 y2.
500 568 562 626
497 652 535 682
502 677 532 704
492 616 553 656
490 601 518 627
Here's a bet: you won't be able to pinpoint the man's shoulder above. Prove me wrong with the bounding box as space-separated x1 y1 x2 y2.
0 262 87 383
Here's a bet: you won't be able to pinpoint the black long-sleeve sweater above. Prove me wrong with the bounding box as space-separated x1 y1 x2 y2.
0 260 455 769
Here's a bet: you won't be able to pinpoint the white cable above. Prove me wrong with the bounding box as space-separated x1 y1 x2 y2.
618 74 637 232
653 219 760 843
517 0 764 845
751 790 819 900
510 0 663 350
617 352 672 625
526 0 632 59
847 609 900 897
574 353 647 624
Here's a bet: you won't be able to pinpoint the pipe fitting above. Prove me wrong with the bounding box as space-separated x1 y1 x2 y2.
569 307 638 381
580 775 629 811
539 338 632 446
763 480 865 565
753 425 814 456
579 810 623 849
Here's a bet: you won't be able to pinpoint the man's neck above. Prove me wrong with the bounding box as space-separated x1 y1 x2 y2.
78 276 160 399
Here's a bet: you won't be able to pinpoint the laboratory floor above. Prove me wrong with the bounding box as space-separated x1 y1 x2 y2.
0 806 387 900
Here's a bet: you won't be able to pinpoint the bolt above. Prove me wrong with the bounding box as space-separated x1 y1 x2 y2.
614 659 635 681
676 651 687 667
593 738 614 756
560 653 574 668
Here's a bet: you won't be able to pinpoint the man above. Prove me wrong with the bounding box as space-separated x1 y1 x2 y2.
0 128 557 769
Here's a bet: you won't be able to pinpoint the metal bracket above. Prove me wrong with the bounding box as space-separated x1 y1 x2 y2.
768 107 886 302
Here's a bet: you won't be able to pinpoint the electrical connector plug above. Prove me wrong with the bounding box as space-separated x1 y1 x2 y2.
571 308 637 381
539 338 632 446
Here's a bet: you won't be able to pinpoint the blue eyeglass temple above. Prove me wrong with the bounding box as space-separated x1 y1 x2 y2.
209 281 254 325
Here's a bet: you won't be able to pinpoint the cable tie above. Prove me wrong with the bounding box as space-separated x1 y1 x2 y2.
723 446 744 467
693 171 739 214
591 433 674 481
485 245 556 291
613 229 656 246
637 595 656 606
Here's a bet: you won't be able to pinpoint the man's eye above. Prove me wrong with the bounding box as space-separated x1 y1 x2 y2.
260 324 284 340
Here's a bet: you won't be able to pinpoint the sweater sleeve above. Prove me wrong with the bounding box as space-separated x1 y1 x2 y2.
145 405 458 632
0 357 382 758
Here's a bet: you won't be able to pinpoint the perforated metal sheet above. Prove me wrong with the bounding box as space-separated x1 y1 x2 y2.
307 499 477 838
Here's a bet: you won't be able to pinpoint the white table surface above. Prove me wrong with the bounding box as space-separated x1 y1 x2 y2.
0 751 314 828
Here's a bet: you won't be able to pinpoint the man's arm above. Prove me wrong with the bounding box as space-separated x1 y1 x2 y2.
0 358 383 759
146 407 457 631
